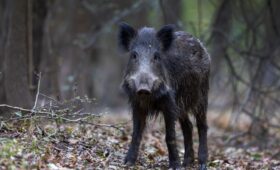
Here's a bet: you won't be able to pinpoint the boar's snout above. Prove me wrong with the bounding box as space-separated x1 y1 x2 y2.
133 72 156 97
137 84 151 96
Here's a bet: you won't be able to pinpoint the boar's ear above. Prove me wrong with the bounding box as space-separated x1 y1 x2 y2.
118 22 136 51
156 25 175 51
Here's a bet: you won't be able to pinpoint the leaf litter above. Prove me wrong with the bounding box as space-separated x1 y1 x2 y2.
0 113 279 170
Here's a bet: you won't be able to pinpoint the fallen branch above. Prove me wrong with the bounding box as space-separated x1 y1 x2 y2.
0 104 50 114
0 104 129 135
225 132 248 145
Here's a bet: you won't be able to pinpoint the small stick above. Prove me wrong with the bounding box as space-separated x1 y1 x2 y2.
0 104 49 114
32 72 41 112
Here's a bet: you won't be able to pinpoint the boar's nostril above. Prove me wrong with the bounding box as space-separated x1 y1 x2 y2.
137 89 151 96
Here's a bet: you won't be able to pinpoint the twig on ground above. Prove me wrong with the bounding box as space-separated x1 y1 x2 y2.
39 93 61 104
0 104 50 114
0 103 128 135
225 132 248 145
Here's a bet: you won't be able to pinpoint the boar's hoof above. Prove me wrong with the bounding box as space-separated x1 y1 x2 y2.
169 161 181 170
124 161 135 166
182 158 194 167
198 164 207 170
124 157 136 166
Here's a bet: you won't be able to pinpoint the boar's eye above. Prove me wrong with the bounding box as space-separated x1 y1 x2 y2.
130 51 138 60
153 52 161 61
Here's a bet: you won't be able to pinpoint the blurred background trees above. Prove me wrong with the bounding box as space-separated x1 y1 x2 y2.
0 0 279 136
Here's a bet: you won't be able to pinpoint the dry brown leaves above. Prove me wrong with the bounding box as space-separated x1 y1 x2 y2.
0 114 279 170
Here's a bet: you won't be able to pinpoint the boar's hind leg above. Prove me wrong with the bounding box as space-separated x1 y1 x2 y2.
124 110 146 166
194 103 208 170
179 115 194 167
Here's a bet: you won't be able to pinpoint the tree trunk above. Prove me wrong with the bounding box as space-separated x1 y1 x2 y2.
160 0 182 27
209 0 232 83
0 1 7 105
39 1 60 100
4 0 33 108
32 0 47 89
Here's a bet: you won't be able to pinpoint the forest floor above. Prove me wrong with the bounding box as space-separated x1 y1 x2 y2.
0 111 280 170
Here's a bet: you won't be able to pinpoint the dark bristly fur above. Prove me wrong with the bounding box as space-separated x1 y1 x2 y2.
118 23 210 170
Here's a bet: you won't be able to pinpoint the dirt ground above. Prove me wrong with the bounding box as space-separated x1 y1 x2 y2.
0 112 280 170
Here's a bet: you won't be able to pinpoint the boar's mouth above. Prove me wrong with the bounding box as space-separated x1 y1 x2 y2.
122 78 169 101
136 84 152 96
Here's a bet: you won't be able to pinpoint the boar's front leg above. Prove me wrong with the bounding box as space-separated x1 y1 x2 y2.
162 99 180 169
124 108 146 166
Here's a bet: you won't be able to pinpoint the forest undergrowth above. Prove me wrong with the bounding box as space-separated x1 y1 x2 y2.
0 105 279 170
